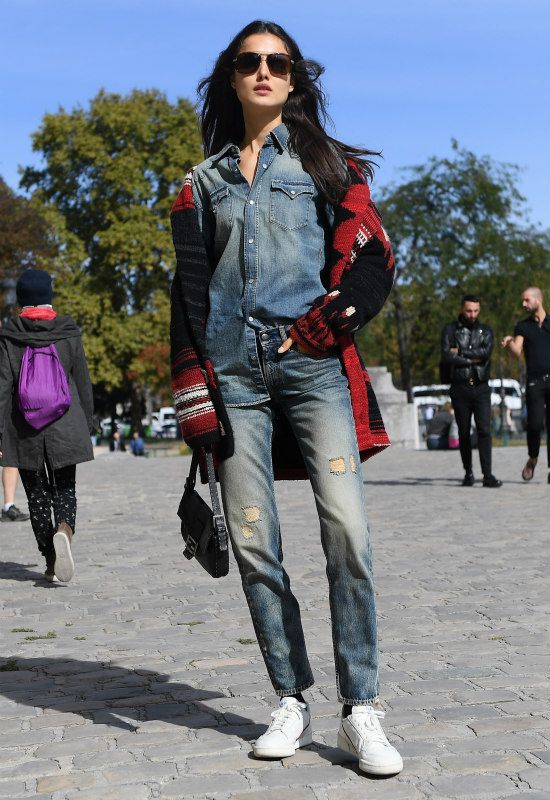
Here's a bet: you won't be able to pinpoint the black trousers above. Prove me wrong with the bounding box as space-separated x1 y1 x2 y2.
449 382 492 476
525 375 550 464
19 463 77 558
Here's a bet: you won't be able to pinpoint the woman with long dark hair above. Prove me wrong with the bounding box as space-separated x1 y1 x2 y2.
170 20 403 775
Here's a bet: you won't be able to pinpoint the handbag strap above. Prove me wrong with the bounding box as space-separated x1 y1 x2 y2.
185 447 228 554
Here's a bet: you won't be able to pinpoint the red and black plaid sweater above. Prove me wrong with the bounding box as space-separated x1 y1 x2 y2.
170 161 395 480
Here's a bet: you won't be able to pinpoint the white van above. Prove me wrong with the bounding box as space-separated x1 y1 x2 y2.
151 407 178 438
488 379 522 410
413 380 522 411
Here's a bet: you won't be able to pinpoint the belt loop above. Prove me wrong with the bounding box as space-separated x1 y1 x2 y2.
278 325 287 342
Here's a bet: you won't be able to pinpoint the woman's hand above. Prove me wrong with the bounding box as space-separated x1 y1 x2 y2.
278 337 308 355
278 337 294 354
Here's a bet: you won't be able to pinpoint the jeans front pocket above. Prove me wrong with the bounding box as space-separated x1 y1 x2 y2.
270 180 314 230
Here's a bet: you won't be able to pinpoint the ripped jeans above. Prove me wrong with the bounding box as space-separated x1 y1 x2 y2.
218 327 379 705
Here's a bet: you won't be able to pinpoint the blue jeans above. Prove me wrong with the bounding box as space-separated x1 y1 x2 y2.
218 327 379 704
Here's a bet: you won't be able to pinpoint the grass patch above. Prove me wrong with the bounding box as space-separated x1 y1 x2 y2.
24 631 57 642
11 627 34 633
74 636 87 641
0 660 19 672
238 638 257 645
177 620 205 626
489 634 506 641
65 622 73 627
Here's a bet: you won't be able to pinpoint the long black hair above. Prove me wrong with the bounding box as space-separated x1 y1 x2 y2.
197 20 380 204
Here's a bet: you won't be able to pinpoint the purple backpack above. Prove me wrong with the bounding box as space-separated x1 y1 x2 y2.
17 344 71 430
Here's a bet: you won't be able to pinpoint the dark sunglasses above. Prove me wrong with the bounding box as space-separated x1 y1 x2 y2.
233 52 294 77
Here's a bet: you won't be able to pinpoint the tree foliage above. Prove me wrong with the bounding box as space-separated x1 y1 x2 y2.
358 142 550 396
21 89 203 418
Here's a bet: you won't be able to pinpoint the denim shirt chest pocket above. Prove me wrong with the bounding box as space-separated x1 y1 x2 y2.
209 184 233 248
270 179 315 230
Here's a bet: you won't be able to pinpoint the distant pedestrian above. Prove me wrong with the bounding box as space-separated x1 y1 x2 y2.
502 287 550 482
0 269 94 582
1 466 29 522
426 402 454 450
130 431 145 456
441 294 502 487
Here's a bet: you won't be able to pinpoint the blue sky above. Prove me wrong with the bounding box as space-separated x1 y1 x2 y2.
1 0 549 227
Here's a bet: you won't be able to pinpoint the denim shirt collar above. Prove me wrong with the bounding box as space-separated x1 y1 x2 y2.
212 123 290 162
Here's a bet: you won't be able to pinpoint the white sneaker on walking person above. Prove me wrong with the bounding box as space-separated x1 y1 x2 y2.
337 706 403 776
253 697 312 758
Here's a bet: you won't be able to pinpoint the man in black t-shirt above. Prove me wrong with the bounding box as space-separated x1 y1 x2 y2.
502 287 550 483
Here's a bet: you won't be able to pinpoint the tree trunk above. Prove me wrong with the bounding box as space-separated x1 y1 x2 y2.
392 290 414 403
130 382 143 433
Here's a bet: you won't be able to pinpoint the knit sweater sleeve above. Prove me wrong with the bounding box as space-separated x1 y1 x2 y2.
170 175 223 450
289 195 395 357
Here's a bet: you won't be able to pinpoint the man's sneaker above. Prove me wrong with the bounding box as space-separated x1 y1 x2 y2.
337 706 403 776
44 552 59 583
53 522 74 582
462 472 475 487
253 697 312 758
1 505 30 522
483 474 502 488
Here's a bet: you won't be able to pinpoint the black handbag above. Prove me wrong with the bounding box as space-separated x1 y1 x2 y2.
177 448 229 578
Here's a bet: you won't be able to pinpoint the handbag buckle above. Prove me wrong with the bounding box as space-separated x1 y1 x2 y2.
213 515 228 551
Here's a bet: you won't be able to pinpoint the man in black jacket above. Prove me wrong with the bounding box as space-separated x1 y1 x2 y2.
441 295 502 487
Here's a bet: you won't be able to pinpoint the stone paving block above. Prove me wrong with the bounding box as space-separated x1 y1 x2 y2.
65 786 151 800
0 781 27 798
437 751 529 774
469 715 550 736
34 737 109 758
428 773 519 797
0 758 60 781
448 732 546 753
102 762 177 784
160 773 250 797
519 766 550 792
232 791 317 800
73 749 138 770
326 781 424 799
259 764 351 788
187 749 275 772
36 771 96 793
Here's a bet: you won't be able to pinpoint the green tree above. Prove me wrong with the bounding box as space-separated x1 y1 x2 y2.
21 89 203 422
361 142 550 398
0 177 56 313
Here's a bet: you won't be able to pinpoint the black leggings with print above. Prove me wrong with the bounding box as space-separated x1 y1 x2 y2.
19 463 77 557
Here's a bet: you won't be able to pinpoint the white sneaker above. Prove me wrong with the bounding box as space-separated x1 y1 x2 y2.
337 706 403 776
253 697 312 758
53 523 74 582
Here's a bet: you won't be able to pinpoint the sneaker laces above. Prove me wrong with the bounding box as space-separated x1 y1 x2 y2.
352 707 389 746
267 700 304 733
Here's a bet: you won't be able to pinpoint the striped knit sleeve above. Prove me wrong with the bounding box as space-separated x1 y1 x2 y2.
170 278 221 449
290 203 395 355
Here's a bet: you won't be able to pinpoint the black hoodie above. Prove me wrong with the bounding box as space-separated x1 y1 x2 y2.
0 315 94 470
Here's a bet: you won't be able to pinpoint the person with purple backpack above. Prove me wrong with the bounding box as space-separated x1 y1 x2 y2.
0 269 94 583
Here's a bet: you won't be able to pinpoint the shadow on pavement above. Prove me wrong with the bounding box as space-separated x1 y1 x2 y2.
0 656 259 737
0 561 47 583
364 476 459 486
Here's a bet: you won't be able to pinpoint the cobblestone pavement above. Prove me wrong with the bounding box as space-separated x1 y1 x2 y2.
1 445 549 800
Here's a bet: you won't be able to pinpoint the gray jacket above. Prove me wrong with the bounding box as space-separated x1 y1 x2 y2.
0 315 94 470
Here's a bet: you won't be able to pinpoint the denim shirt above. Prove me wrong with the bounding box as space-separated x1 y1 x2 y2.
192 124 334 406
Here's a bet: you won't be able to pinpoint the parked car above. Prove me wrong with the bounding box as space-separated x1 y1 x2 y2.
413 380 522 412
151 407 178 439
99 417 132 439
488 378 522 410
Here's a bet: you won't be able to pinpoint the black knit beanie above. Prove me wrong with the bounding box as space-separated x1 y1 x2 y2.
16 269 54 307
